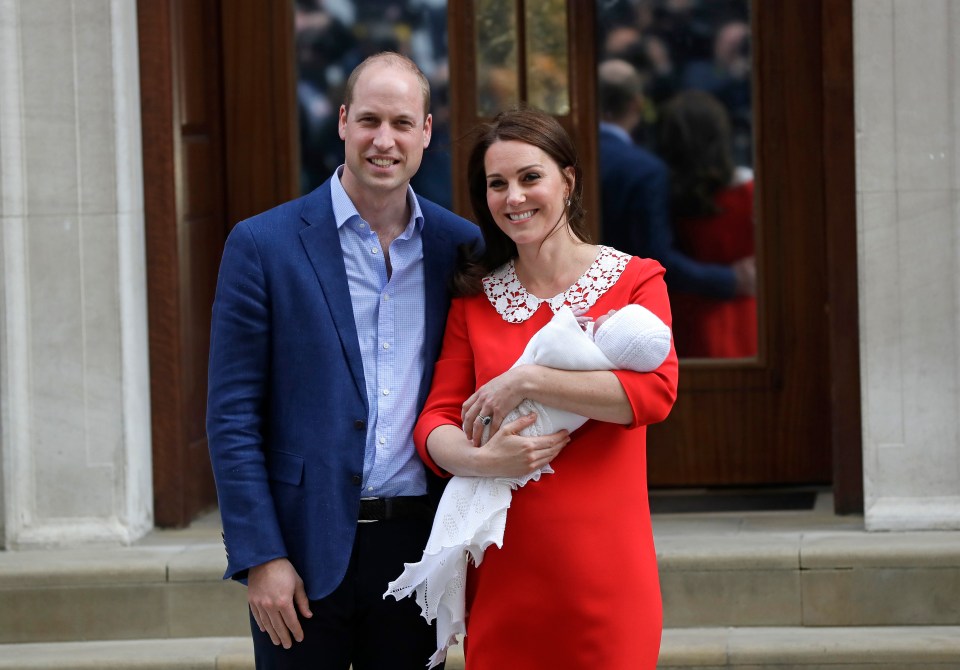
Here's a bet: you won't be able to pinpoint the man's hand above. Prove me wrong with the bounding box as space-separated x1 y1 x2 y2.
732 256 757 297
247 557 313 648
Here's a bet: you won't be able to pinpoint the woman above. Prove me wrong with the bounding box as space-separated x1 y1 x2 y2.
657 89 757 358
412 108 678 669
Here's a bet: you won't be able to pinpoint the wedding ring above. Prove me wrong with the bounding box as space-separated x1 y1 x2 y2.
479 415 492 426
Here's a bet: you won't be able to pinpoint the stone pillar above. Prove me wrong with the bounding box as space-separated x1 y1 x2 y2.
855 0 960 530
0 0 152 547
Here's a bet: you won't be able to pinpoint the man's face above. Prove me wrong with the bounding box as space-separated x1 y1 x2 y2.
338 63 432 201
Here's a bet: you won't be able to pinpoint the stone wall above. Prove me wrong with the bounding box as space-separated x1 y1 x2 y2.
856 0 960 530
0 0 152 547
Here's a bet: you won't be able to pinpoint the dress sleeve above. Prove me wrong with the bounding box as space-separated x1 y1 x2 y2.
414 297 477 476
610 259 680 429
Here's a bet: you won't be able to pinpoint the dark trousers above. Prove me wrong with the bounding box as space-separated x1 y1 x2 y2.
250 516 441 670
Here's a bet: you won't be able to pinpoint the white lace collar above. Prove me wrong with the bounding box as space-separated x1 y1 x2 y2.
482 246 631 323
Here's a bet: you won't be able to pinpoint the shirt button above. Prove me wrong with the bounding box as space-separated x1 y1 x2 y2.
351 475 361 485
382 389 390 395
379 436 386 445
371 247 379 255
382 342 390 350
354 420 366 430
383 294 390 301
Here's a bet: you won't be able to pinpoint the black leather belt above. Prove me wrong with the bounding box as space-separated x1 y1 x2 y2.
358 496 432 523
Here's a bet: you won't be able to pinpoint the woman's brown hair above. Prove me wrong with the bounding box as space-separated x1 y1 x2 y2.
452 107 589 296
657 90 735 218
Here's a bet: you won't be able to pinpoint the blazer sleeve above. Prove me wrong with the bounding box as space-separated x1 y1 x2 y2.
206 220 287 580
610 259 680 429
413 297 477 476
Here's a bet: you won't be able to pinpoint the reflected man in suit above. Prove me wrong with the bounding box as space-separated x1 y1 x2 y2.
206 52 480 670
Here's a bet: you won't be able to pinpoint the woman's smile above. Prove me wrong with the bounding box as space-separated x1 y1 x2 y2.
506 209 537 223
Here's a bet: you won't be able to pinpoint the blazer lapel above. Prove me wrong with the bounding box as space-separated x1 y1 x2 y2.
299 182 367 402
419 211 454 408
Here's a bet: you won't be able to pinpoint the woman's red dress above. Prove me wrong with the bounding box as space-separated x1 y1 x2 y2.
670 179 757 358
414 248 679 669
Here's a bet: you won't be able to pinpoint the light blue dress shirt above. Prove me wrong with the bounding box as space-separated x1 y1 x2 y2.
330 167 428 497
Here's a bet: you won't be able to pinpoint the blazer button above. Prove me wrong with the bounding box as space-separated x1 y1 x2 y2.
352 474 362 485
354 419 366 430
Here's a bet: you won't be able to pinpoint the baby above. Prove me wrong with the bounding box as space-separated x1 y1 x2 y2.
478 303 673 458
386 304 672 667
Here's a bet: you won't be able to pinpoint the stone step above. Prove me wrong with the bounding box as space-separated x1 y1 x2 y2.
1 528 959 644
2 627 960 669
655 528 960 628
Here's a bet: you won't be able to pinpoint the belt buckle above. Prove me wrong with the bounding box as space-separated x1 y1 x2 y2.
359 496 380 524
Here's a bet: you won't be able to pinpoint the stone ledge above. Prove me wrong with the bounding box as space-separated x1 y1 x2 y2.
800 530 960 568
0 638 464 670
0 637 250 669
3 628 959 669
656 530 960 572
661 626 960 667
0 547 185 589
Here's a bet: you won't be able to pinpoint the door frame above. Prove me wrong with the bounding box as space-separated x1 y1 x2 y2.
138 0 298 527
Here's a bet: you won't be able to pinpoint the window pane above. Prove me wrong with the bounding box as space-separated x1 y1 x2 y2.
525 0 569 115
596 0 757 360
475 0 519 116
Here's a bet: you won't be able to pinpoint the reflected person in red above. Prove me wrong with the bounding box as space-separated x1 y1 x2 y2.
658 89 757 358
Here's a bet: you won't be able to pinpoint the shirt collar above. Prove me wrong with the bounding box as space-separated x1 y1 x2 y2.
331 165 424 235
600 121 633 146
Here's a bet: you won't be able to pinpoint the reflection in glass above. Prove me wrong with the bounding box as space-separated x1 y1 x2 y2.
525 0 570 115
595 0 756 359
293 0 452 208
475 0 519 116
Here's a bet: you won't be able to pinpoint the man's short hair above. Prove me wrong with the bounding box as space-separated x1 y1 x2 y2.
343 52 431 120
598 58 644 121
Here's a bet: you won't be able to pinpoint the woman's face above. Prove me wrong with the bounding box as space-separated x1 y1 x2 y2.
483 139 574 249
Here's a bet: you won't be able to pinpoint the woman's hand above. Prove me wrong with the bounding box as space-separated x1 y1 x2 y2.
425 415 570 479
462 366 531 446
479 413 570 478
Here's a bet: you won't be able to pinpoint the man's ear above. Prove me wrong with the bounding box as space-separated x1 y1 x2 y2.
338 104 348 140
422 113 433 148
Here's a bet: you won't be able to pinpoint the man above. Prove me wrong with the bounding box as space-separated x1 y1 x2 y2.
598 58 754 299
206 52 480 669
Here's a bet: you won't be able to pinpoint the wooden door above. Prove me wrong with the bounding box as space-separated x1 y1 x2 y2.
447 1 861 509
139 0 224 527
139 0 297 527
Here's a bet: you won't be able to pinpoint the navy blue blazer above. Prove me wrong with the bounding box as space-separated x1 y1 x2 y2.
598 125 736 299
206 178 480 600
